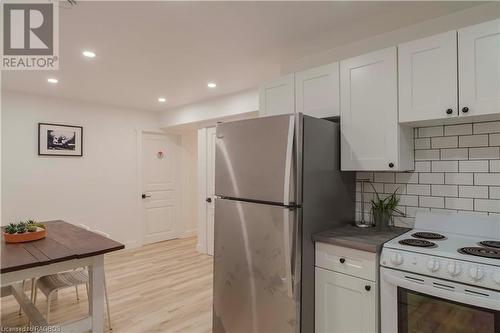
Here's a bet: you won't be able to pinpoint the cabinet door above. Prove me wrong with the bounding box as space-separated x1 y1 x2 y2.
459 19 500 118
295 63 340 118
399 31 458 122
340 47 399 171
315 268 376 333
259 74 295 116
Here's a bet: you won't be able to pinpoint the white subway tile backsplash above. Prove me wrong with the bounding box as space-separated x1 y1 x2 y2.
459 186 488 199
441 148 468 160
490 160 500 173
490 187 500 200
469 147 500 160
419 173 444 184
415 138 431 149
420 196 445 209
432 161 458 173
407 184 431 196
374 172 395 183
432 136 458 149
399 195 419 206
473 121 500 134
384 183 406 195
432 185 458 197
415 149 440 161
396 173 419 184
356 121 500 222
459 160 489 173
415 161 431 172
419 126 443 138
475 173 500 186
475 199 500 213
445 124 472 136
445 197 473 210
445 173 473 185
490 133 500 146
459 134 488 147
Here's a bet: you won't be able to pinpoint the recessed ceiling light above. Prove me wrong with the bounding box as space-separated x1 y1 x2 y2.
207 82 217 88
82 50 96 58
158 97 167 103
47 78 58 84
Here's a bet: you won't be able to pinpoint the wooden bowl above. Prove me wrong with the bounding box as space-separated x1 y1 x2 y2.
3 227 46 243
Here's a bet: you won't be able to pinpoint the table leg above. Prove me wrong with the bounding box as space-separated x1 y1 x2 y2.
89 255 104 333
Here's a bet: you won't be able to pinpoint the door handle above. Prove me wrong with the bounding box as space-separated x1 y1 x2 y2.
141 194 151 199
206 197 212 203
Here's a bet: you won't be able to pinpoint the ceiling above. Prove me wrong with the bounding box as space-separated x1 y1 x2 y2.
2 1 482 111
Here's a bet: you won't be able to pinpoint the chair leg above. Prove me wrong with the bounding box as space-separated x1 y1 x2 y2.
33 284 38 305
30 278 36 301
75 285 80 300
18 280 26 315
104 276 112 330
46 292 53 324
85 283 90 300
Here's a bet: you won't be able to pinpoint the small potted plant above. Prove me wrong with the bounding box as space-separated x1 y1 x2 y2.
370 185 403 230
3 220 46 243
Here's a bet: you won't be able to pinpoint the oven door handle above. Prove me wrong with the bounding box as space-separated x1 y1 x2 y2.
382 270 500 311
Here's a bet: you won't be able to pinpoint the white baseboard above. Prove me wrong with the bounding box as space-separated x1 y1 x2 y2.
178 228 197 239
196 243 206 254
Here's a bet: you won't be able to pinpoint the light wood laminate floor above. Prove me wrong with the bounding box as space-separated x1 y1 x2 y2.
1 237 213 333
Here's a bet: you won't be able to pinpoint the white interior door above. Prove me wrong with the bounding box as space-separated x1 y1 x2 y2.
206 127 216 255
141 132 180 245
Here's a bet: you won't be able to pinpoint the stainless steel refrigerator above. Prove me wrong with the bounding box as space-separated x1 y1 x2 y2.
213 113 355 333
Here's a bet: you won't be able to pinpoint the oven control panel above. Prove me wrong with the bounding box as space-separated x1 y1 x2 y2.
381 249 500 291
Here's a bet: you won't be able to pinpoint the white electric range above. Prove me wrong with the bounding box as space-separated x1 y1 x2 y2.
380 211 500 333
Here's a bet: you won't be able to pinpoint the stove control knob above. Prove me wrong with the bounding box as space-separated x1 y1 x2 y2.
427 259 440 272
493 271 500 285
447 262 462 276
390 253 404 266
469 267 484 281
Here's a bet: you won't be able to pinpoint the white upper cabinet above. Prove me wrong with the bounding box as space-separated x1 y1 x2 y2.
295 63 340 118
459 19 500 118
399 31 458 123
259 74 295 116
341 47 413 171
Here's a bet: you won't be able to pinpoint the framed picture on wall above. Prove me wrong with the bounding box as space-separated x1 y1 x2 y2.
38 123 83 156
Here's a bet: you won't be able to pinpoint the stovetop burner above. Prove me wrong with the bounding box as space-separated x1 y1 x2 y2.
458 247 500 259
479 240 500 249
399 239 436 248
412 232 446 240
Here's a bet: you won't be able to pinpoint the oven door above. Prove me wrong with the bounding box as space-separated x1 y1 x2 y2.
381 267 500 333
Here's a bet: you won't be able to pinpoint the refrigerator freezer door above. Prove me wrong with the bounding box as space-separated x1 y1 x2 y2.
215 114 296 205
213 199 299 333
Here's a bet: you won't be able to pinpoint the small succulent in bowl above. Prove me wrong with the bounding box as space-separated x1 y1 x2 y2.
5 223 17 234
16 223 27 234
27 224 37 232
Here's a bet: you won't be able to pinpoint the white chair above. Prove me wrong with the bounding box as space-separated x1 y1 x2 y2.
34 228 113 329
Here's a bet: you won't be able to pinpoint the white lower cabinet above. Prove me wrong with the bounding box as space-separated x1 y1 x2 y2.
315 268 376 333
315 243 378 333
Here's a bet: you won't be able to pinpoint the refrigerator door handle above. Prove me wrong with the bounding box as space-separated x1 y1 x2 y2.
283 209 294 298
282 116 295 206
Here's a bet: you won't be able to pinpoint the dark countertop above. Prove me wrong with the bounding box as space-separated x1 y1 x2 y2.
312 224 410 253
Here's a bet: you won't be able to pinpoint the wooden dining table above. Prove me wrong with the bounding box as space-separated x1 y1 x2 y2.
1 220 124 332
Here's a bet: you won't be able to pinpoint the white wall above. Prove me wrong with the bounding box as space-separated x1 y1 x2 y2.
179 129 198 237
159 88 258 128
1 92 162 248
282 2 500 73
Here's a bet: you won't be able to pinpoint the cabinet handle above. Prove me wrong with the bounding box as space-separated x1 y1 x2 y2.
462 107 469 113
365 285 371 291
339 258 346 264
388 163 394 168
446 109 453 115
